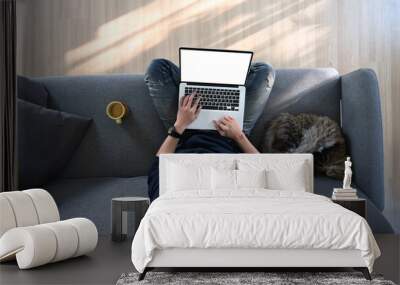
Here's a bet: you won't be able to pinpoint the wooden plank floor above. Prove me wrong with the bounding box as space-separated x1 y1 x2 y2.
0 235 398 285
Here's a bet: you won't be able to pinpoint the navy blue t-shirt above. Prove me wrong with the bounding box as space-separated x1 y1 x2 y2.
147 131 240 202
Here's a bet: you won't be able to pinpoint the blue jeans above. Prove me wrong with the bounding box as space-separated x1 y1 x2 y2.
144 58 275 135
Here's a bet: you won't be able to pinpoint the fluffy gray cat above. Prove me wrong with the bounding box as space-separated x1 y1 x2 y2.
263 113 347 179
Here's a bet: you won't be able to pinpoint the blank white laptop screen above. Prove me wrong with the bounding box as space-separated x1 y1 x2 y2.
180 49 252 85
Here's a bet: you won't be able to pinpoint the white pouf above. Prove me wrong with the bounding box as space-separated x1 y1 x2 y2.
0 189 98 269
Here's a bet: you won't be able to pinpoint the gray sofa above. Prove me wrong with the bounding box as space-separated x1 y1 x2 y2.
33 68 393 234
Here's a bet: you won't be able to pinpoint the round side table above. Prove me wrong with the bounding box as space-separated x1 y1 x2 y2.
111 197 149 242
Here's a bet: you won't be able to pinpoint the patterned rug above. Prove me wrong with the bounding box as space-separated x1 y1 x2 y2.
116 271 396 285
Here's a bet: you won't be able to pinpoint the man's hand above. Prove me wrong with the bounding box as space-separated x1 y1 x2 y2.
213 116 244 141
174 93 201 133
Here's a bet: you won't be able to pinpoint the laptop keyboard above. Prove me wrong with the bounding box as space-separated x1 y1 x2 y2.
184 86 240 111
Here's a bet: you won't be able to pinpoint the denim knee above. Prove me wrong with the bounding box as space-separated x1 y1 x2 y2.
250 62 274 73
145 58 177 83
250 62 275 88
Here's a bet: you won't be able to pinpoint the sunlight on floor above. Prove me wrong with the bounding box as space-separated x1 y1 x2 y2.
65 0 327 75
66 0 245 74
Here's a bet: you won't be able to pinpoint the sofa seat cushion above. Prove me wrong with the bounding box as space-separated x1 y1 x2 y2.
45 177 148 234
314 175 393 233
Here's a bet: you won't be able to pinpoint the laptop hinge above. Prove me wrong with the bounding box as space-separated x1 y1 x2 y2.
183 82 241 88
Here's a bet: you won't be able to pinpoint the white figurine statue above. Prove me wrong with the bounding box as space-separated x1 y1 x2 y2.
342 157 353 189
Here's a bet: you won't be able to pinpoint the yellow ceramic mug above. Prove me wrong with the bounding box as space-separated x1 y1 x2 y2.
106 101 127 124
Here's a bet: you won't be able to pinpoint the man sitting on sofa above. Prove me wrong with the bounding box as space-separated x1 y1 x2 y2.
146 59 275 202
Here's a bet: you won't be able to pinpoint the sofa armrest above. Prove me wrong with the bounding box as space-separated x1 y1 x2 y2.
341 69 385 211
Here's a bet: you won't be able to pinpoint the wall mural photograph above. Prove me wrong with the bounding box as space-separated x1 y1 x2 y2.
1 1 399 284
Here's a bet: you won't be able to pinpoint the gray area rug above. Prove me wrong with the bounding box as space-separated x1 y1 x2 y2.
116 272 396 285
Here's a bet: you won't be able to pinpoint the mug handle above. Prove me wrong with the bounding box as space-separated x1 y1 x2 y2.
116 118 122 124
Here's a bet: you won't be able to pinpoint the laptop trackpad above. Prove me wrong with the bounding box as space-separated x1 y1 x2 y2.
187 111 243 130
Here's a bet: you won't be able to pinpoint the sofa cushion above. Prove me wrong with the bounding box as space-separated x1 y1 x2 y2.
18 76 48 107
314 175 393 233
18 100 91 188
45 176 149 234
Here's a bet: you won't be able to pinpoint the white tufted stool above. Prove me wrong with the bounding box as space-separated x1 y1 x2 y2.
0 189 98 269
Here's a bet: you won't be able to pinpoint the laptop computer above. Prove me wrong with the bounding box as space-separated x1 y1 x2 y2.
179 47 253 130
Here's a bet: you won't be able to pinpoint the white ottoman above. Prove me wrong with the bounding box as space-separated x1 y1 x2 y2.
0 189 98 269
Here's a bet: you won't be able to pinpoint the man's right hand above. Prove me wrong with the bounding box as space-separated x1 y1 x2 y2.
174 93 201 134
214 115 259 153
213 116 244 141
